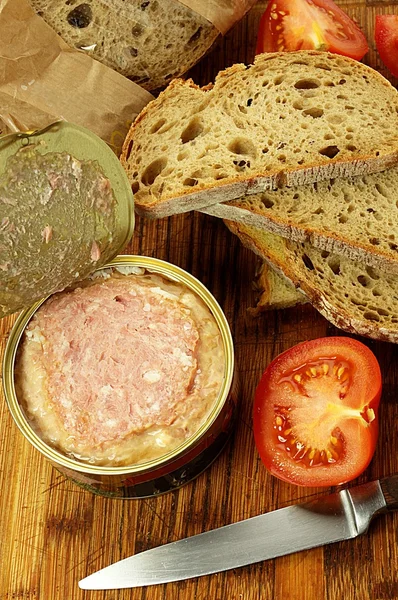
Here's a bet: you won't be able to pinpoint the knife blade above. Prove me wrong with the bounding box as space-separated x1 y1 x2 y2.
79 475 398 590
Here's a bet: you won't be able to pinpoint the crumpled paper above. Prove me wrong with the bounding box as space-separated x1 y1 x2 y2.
179 0 256 34
0 0 153 155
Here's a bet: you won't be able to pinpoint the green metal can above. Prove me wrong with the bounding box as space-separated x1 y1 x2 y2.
3 256 237 498
0 121 134 318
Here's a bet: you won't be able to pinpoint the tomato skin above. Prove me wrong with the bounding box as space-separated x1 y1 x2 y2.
253 337 381 487
256 0 369 61
375 15 398 78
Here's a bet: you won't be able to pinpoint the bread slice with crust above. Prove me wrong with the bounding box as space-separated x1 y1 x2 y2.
249 260 307 315
30 0 220 91
121 51 398 218
226 220 398 343
202 166 398 273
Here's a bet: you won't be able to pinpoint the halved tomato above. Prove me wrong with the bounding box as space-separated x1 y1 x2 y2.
375 15 398 78
253 337 381 487
256 0 369 61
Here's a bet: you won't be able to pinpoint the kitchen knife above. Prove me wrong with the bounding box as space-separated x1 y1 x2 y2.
79 475 398 590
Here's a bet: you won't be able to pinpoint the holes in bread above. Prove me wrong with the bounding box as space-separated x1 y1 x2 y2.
183 177 199 187
327 257 340 275
129 48 138 57
181 118 204 144
319 145 340 159
314 63 332 71
347 145 357 152
302 108 323 118
363 311 380 322
375 183 389 198
228 138 256 158
67 4 92 28
357 275 371 288
187 27 203 45
131 181 140 194
370 237 380 246
338 215 348 224
389 242 398 251
274 76 284 85
233 159 251 171
366 266 380 280
260 196 274 209
326 114 344 125
131 22 144 37
141 158 167 186
150 119 167 134
301 254 314 271
293 101 303 110
124 139 134 161
294 79 320 90
177 151 189 161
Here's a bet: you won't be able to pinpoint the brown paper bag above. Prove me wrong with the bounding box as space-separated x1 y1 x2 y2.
179 0 256 35
0 0 153 155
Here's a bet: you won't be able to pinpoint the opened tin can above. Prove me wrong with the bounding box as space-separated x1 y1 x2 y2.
3 256 237 498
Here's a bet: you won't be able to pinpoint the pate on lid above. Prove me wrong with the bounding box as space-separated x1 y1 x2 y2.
0 121 134 318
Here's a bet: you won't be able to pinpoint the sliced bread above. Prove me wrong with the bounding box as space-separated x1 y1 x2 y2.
202 166 398 273
226 220 398 343
121 51 398 218
31 0 219 90
249 260 307 315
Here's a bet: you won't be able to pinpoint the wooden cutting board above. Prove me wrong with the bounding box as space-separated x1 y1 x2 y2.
1 1 398 599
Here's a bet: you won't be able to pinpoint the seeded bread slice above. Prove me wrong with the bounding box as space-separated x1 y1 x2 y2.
226 220 398 343
121 51 398 218
30 0 219 91
202 166 398 273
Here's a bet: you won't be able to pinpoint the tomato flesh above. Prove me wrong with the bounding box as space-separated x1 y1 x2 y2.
375 15 398 78
253 337 381 487
256 0 369 61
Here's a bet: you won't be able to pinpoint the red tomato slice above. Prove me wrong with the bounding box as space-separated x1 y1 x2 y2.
375 15 398 78
256 0 369 61
253 337 381 487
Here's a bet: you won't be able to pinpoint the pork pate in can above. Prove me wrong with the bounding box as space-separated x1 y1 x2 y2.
4 256 237 498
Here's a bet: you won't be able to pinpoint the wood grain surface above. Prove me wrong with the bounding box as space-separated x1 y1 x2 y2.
2 1 398 599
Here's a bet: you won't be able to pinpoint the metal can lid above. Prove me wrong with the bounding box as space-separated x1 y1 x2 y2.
0 121 134 317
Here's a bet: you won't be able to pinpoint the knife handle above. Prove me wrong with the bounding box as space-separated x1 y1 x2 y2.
380 476 398 511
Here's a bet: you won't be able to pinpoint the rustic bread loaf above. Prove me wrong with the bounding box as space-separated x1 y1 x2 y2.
30 0 219 90
121 51 398 218
249 260 307 315
226 220 398 343
202 166 398 273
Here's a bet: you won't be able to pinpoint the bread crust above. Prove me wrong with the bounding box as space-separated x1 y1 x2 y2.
226 220 398 343
201 174 398 274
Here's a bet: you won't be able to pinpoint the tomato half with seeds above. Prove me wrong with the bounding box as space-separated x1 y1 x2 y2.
256 0 369 61
375 15 398 79
253 337 381 487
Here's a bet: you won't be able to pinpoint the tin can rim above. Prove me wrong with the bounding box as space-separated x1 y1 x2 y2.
3 255 234 475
